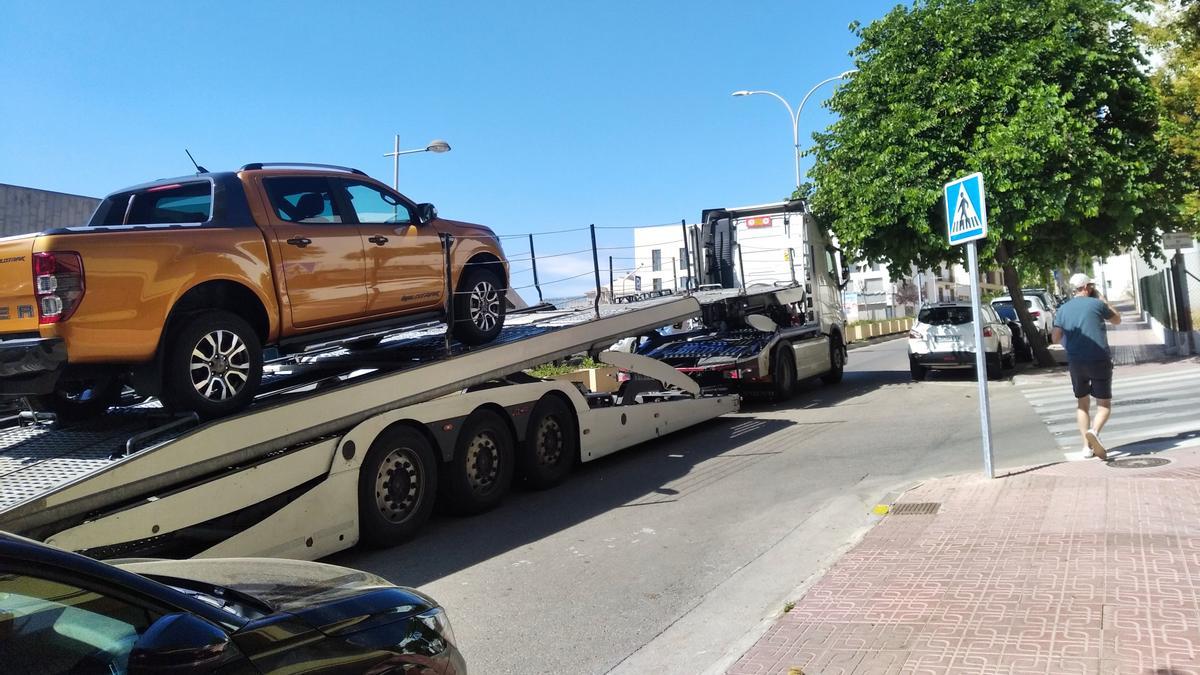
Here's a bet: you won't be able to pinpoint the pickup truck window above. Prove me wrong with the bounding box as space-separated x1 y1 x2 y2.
341 180 412 224
127 182 212 224
264 177 344 224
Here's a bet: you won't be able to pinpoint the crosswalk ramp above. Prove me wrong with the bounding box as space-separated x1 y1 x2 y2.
1017 365 1200 460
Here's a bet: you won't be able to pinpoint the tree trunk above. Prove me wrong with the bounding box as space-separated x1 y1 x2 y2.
996 241 1056 367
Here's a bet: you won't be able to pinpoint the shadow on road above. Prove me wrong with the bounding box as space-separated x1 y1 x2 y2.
328 414 796 585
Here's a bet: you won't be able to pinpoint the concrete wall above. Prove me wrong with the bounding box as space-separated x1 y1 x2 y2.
0 183 99 237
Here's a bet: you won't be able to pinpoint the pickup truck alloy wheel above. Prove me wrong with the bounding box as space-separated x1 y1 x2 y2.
190 330 251 400
358 426 438 547
162 311 263 419
519 394 577 489
444 408 514 514
452 267 507 345
469 280 501 333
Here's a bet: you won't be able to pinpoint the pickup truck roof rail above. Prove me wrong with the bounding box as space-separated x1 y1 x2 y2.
240 162 367 176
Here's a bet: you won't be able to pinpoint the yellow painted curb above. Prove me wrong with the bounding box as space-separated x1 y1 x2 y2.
872 504 891 516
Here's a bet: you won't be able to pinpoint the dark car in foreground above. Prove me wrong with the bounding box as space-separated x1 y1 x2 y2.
0 533 464 674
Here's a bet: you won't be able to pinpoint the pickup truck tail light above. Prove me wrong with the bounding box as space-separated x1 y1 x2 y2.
33 251 85 325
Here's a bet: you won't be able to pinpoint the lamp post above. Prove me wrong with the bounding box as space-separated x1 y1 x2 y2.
732 69 857 191
383 134 451 190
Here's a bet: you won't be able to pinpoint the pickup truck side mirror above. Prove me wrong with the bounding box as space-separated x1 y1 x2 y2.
416 203 438 224
128 613 242 674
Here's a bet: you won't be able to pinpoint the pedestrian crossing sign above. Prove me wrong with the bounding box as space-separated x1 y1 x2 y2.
943 173 988 245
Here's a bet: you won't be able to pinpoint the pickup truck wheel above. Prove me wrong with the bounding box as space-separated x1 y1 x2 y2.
769 343 796 401
28 374 122 422
518 394 577 490
358 426 438 547
162 311 263 419
820 337 846 385
452 267 506 346
443 408 514 515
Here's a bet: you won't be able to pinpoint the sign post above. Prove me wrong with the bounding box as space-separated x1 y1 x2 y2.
944 172 995 478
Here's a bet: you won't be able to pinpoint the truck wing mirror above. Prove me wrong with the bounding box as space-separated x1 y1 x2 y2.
416 203 438 224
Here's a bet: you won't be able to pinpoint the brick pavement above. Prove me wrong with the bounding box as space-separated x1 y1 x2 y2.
726 449 1200 674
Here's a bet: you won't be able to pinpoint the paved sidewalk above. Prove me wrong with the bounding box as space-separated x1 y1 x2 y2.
726 447 1200 674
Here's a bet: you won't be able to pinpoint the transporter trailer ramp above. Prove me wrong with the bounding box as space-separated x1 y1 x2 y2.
0 296 737 561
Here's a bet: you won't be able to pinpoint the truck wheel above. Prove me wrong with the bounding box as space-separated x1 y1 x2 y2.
769 344 796 401
443 408 514 515
910 360 927 382
358 426 439 547
28 373 123 422
519 394 578 490
161 311 263 419
820 336 845 385
451 267 506 346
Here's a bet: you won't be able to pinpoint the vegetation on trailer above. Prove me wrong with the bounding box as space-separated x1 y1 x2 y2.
807 0 1188 367
526 356 601 378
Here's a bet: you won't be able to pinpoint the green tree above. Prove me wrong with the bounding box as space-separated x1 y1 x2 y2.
809 0 1185 365
1142 0 1200 226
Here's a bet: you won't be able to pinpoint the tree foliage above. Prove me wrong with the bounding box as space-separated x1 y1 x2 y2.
808 0 1187 273
1142 0 1200 226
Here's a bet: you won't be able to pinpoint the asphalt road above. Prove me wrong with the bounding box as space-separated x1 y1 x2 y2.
331 337 1062 674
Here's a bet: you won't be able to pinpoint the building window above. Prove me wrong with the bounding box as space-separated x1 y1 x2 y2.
651 250 662 272
653 278 662 292
679 248 689 270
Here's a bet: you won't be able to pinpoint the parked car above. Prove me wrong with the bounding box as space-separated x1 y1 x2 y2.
0 164 508 419
907 302 1015 381
991 303 1035 362
0 532 465 674
1022 287 1064 313
991 294 1054 339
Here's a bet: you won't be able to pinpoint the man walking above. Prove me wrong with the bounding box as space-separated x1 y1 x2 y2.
1052 273 1122 459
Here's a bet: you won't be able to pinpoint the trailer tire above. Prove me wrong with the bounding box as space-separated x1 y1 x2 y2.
160 311 262 420
358 426 439 547
443 408 515 514
519 395 577 490
820 336 845 385
451 267 507 346
770 343 796 401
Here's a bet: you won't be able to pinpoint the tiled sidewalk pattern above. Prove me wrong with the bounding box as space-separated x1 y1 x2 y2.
726 450 1200 674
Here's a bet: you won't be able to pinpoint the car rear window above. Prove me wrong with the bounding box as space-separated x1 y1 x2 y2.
992 302 1018 321
918 307 973 325
91 182 213 225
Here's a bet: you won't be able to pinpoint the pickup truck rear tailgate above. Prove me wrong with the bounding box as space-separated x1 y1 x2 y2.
0 234 38 332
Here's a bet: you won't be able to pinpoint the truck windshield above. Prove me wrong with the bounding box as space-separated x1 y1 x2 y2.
92 182 212 226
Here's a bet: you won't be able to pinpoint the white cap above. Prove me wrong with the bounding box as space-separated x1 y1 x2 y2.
1069 272 1093 289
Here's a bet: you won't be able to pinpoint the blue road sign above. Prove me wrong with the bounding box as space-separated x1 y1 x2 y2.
944 173 988 245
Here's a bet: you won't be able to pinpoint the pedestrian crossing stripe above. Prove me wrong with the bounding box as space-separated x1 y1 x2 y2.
1015 364 1200 457
943 172 988 245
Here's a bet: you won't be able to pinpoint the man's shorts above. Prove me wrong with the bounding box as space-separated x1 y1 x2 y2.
1068 359 1114 399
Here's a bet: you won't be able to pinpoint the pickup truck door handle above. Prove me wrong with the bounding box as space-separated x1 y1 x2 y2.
367 235 389 245
286 237 312 248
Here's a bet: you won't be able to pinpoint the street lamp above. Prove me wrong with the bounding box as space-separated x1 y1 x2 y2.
383 134 452 190
732 69 858 190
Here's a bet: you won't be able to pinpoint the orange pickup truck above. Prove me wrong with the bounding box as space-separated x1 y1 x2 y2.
0 163 508 419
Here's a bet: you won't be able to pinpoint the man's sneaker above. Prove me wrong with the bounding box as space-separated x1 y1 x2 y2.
1085 429 1107 460
1082 445 1094 459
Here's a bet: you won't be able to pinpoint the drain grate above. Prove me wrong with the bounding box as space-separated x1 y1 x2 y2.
890 502 941 515
1107 457 1171 469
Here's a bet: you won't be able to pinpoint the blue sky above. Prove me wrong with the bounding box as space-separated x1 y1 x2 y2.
0 0 898 298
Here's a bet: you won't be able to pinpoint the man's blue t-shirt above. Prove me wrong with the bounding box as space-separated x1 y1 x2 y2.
1053 296 1114 362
